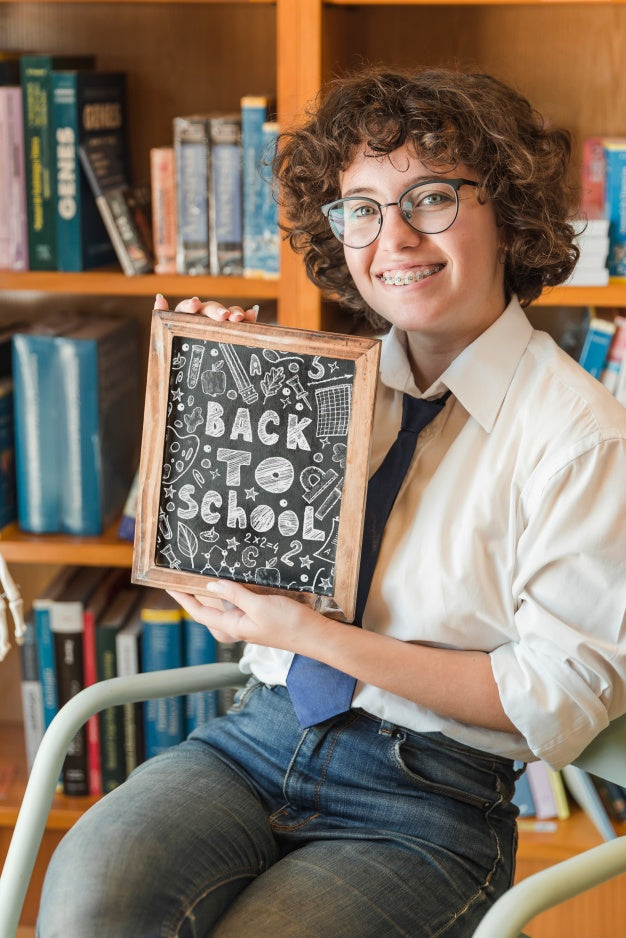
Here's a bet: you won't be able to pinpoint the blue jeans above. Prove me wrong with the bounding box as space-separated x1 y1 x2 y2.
38 682 520 937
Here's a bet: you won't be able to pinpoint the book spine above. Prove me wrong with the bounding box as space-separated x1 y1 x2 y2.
82 606 103 795
52 613 88 795
173 115 211 274
0 86 28 270
55 334 101 535
141 611 184 757
12 332 62 532
20 58 57 269
150 146 177 274
183 615 218 734
208 115 243 276
580 136 606 221
258 121 280 279
511 769 536 818
33 600 58 730
52 73 83 271
96 626 127 793
19 621 45 772
241 96 270 278
116 619 144 776
604 141 626 278
526 761 558 819
578 317 617 379
0 379 16 528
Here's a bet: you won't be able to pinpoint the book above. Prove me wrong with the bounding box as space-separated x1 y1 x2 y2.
82 567 127 795
561 764 616 842
19 619 45 773
0 377 16 528
594 776 626 822
208 113 243 276
51 566 109 795
96 586 141 792
78 137 153 275
578 316 617 379
241 95 273 278
117 467 139 542
183 613 218 734
12 315 81 533
600 314 626 394
140 590 185 758
603 139 626 279
51 69 127 271
55 316 141 535
580 137 606 221
547 767 570 820
32 566 80 733
0 84 28 270
257 120 280 278
20 53 96 270
149 146 177 274
115 606 145 777
173 114 211 274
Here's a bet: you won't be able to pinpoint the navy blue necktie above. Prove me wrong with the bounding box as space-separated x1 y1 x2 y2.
286 390 450 727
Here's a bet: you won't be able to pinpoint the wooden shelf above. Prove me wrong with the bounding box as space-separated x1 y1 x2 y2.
0 270 279 301
534 284 626 308
0 522 133 567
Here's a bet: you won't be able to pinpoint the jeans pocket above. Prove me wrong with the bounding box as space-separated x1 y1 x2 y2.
392 735 502 811
229 676 264 713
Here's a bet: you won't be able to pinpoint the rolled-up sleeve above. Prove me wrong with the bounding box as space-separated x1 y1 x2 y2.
491 433 626 769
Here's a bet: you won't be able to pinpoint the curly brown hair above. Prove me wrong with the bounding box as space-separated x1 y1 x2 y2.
273 66 580 329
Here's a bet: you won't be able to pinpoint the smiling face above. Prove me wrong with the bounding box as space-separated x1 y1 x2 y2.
340 145 507 385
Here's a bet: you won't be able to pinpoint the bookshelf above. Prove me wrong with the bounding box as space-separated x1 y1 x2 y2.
1 0 626 931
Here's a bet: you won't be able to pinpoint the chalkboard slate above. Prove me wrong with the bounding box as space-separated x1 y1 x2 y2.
132 310 380 621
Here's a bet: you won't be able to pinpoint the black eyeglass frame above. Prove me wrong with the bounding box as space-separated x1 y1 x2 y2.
321 177 479 248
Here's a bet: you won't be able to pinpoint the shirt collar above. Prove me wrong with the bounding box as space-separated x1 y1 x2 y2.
379 297 533 432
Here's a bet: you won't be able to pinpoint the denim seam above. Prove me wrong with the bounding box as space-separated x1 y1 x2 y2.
313 712 360 812
431 792 506 937
164 868 260 937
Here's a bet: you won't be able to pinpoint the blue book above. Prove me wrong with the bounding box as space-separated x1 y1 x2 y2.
32 566 81 732
55 316 141 535
578 317 617 379
208 113 243 275
51 69 126 271
19 53 95 270
173 114 211 274
140 590 185 758
241 95 273 278
604 139 626 278
183 613 218 734
257 120 280 278
12 315 81 533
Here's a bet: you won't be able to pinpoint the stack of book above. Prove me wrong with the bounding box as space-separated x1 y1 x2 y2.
11 314 141 536
0 51 280 280
578 135 626 282
567 217 610 287
152 95 279 280
20 569 244 794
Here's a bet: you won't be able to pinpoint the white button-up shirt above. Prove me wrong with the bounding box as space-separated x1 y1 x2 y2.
241 298 626 769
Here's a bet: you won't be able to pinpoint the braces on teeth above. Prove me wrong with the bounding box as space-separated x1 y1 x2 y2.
381 265 442 285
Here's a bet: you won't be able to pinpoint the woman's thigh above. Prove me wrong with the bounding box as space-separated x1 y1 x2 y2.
38 741 279 938
212 836 501 938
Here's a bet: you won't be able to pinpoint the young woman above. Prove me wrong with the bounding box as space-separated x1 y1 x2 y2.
39 67 626 937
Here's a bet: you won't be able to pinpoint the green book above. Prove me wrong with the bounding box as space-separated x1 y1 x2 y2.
20 54 95 269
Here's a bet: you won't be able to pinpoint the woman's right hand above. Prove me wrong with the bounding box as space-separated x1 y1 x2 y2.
154 293 259 324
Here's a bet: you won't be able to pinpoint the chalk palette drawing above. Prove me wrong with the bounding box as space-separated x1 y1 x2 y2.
132 311 380 621
155 334 355 596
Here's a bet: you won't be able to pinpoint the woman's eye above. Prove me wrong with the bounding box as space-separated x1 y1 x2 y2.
350 202 377 219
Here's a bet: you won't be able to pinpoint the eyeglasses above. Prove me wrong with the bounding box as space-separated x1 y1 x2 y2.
321 178 479 248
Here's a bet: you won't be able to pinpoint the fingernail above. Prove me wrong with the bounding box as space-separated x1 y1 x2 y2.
252 304 259 314
206 580 224 593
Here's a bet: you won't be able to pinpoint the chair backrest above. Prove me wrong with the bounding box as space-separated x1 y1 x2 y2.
573 711 626 787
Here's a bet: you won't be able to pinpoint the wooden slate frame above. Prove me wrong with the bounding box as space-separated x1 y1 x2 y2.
132 309 381 621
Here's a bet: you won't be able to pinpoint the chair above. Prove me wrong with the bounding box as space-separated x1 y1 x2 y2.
474 712 626 938
1 674 624 938
0 661 247 938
